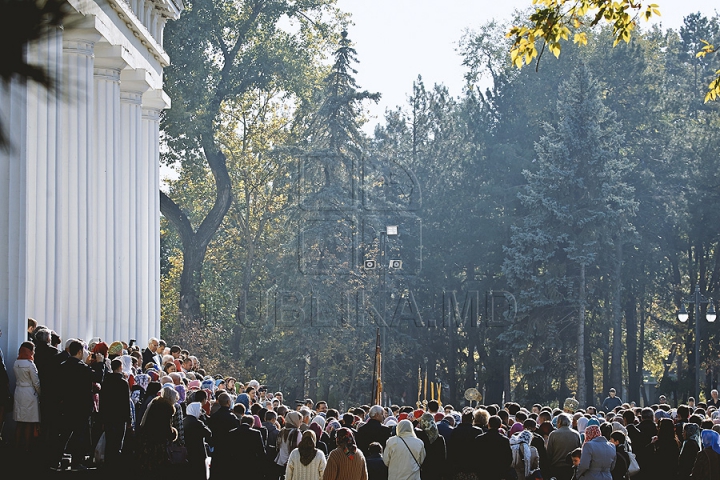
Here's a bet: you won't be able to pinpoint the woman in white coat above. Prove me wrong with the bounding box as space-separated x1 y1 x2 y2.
285 430 326 480
383 419 426 480
13 341 41 451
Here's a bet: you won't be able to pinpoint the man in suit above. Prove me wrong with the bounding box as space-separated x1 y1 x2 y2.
356 405 392 455
142 338 159 370
57 340 105 471
211 414 265 479
99 358 131 469
475 415 513 480
208 392 240 443
448 409 484 478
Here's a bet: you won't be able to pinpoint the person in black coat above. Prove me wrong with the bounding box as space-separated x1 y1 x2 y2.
57 340 105 470
610 431 630 480
417 413 447 480
356 405 392 455
32 329 62 465
524 419 550 479
448 410 484 479
211 415 265 479
142 339 158 371
475 415 512 480
208 392 240 445
677 423 701 480
367 442 389 480
184 402 212 480
627 408 658 480
99 359 131 469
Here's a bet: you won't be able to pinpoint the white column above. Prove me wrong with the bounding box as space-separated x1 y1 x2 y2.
0 77 28 371
25 27 62 325
92 46 125 343
142 89 168 340
57 32 98 341
118 70 149 343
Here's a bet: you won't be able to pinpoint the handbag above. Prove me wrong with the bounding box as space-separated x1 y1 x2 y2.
167 444 188 464
627 450 640 477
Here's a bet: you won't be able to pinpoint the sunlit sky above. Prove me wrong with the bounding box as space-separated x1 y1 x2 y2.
335 0 720 131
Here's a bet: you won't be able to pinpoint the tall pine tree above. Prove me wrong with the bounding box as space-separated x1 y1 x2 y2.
503 62 636 407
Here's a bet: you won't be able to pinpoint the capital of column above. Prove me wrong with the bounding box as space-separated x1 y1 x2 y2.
63 40 96 56
120 91 143 105
142 108 162 122
94 68 121 82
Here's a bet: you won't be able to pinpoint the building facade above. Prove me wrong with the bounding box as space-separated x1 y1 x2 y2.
0 0 182 361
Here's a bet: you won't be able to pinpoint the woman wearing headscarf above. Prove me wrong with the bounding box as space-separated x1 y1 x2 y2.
13 342 40 452
161 385 185 447
325 427 368 480
417 413 446 480
309 421 329 456
690 429 720 479
137 383 177 472
384 419 426 480
677 422 700 480
510 430 539 480
286 430 326 480
650 418 679 480
577 416 589 442
275 411 304 478
184 402 212 480
577 425 616 480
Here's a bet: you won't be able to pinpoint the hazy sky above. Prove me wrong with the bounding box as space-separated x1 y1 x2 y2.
335 0 720 130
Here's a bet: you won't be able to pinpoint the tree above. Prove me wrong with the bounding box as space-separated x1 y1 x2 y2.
508 1 720 102
161 0 336 322
503 63 636 407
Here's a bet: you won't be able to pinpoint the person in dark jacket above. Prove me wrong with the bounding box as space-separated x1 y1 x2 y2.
356 405 392 455
626 408 657 480
57 340 105 470
99 358 131 469
475 415 512 480
136 382 161 426
142 338 159 371
367 442 389 480
448 409 483 479
610 431 630 480
417 412 447 480
184 402 212 480
692 429 720 479
32 328 62 466
525 418 550 479
650 418 679 480
211 415 265 479
677 423 700 480
208 392 240 444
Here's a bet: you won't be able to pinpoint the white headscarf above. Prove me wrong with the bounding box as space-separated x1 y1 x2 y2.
510 430 534 480
577 416 589 434
186 402 203 419
311 415 326 429
396 419 417 438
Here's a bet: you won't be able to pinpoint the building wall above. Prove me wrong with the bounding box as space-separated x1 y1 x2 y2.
0 0 181 383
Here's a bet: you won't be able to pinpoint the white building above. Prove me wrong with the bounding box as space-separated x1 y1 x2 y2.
0 0 182 362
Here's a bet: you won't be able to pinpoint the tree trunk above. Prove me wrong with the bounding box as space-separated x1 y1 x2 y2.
586 319 594 407
625 294 639 403
160 138 233 322
577 263 587 407
610 240 624 390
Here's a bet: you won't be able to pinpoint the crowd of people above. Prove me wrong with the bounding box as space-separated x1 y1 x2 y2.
2 320 720 480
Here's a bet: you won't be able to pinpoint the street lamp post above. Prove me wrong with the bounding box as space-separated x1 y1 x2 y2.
678 285 716 399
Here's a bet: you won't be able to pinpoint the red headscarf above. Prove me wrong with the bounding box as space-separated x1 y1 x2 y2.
92 342 109 357
17 344 34 361
585 425 602 443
